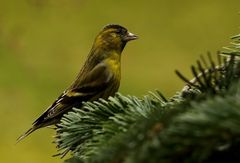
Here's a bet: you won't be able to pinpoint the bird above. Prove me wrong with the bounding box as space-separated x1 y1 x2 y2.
17 24 138 143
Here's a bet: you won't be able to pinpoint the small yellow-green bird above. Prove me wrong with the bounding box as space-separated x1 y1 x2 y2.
17 24 138 143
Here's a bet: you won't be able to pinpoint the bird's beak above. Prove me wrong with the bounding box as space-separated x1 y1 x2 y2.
124 32 138 42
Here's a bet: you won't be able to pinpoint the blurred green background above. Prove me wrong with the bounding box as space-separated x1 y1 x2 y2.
0 0 239 162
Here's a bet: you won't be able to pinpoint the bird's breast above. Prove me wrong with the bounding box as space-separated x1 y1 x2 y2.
106 59 120 73
104 54 121 77
101 57 121 98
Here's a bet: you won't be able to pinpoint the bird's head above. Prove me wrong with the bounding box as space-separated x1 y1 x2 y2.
94 24 138 53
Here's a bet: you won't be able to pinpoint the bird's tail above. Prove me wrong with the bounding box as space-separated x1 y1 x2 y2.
16 126 37 144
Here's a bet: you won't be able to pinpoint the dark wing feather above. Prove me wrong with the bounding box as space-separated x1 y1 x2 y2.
33 62 112 126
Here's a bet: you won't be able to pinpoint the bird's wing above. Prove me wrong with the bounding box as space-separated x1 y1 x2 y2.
33 63 112 126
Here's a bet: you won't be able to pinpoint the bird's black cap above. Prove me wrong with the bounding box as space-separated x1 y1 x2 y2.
103 24 127 31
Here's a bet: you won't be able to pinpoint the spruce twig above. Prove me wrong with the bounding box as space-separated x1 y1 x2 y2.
54 34 240 163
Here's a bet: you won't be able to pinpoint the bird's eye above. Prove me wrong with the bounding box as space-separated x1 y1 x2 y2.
116 29 122 34
116 28 127 35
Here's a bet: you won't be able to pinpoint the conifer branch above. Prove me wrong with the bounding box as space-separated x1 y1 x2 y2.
54 34 240 163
